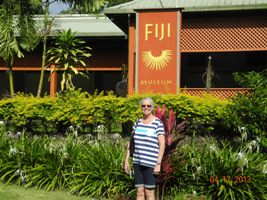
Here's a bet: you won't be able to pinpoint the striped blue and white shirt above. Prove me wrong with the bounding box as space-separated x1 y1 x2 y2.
132 118 165 168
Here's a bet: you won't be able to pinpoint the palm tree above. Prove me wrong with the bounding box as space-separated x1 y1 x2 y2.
46 29 91 91
36 0 107 97
66 0 107 13
1 0 107 97
0 0 39 97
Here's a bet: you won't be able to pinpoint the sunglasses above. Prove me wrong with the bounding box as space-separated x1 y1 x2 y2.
142 104 152 108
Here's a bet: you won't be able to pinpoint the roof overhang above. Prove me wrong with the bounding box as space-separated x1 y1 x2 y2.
105 0 267 14
34 14 126 37
104 0 267 35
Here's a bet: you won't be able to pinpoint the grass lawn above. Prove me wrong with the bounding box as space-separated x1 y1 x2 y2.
0 183 98 200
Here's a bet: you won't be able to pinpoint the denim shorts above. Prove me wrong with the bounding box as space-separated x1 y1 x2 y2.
133 164 157 189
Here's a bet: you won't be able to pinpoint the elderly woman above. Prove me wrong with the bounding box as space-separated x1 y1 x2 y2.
124 97 165 200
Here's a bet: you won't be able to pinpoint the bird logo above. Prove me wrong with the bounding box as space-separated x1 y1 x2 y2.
141 50 172 70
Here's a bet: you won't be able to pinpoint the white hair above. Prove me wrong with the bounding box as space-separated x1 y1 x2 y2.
140 97 154 109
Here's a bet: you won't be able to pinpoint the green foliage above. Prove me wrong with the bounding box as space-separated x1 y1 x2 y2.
47 29 92 91
48 89 90 131
223 70 267 147
155 105 188 200
0 0 39 96
0 94 55 132
0 91 228 135
154 94 227 124
69 140 132 197
64 0 107 14
180 134 267 200
1 123 266 199
0 127 131 198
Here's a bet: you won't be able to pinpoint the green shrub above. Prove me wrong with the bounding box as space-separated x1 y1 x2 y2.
68 140 133 198
0 91 228 136
179 134 267 200
1 126 266 199
0 128 132 198
0 94 55 133
48 89 91 133
223 70 267 148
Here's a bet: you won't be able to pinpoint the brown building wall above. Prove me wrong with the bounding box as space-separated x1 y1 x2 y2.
0 38 127 70
181 12 267 52
126 10 267 98
0 37 128 96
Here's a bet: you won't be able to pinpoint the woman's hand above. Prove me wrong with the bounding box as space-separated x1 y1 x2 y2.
153 164 161 175
124 142 131 174
124 159 130 174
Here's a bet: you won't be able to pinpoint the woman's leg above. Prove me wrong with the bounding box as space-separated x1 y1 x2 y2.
143 167 156 200
145 188 155 200
134 164 145 200
133 165 156 200
136 187 145 200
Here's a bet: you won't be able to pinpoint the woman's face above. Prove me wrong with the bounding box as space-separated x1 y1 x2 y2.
141 99 153 116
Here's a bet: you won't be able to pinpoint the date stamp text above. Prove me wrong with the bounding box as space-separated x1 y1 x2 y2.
209 175 251 185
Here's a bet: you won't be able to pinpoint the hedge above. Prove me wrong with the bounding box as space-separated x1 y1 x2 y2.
0 90 228 135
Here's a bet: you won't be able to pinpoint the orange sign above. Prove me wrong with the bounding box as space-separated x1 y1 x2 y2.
136 10 178 94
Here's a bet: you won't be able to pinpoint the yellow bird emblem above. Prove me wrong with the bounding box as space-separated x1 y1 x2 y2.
141 50 172 70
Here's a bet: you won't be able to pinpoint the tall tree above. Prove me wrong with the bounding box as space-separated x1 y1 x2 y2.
36 0 107 97
0 0 39 97
107 0 131 7
36 0 50 97
67 0 107 13
60 0 132 14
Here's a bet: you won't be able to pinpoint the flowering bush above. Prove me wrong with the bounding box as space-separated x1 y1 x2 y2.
155 105 188 200
224 69 267 149
181 127 267 200
0 127 132 198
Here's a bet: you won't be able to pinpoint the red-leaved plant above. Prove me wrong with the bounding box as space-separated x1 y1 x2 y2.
155 105 187 200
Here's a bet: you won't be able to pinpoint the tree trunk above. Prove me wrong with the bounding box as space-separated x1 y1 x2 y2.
37 38 47 97
36 0 49 97
7 63 15 97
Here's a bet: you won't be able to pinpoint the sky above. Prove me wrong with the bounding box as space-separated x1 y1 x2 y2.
49 1 69 14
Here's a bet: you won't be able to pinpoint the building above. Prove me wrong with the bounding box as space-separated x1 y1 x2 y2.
105 0 267 99
1 0 267 99
0 14 127 97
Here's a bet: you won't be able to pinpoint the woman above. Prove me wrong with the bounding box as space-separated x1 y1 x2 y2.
124 97 165 200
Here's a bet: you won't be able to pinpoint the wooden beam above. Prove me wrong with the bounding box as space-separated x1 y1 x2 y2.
0 67 122 71
128 17 136 95
50 65 57 97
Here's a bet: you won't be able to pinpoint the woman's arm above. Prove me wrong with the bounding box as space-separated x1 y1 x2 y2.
125 141 130 160
154 134 165 173
124 139 131 174
157 134 165 164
